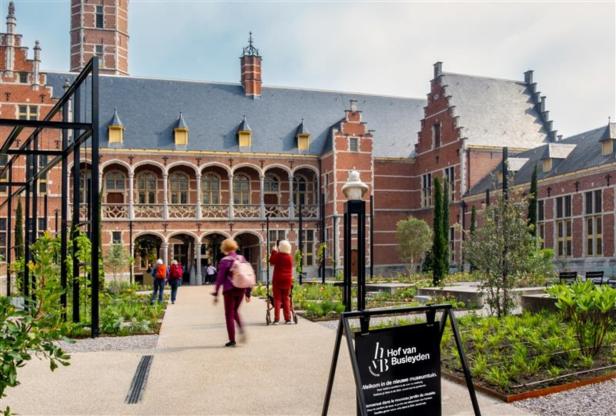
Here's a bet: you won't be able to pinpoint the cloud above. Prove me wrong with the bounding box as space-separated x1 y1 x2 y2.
7 0 615 137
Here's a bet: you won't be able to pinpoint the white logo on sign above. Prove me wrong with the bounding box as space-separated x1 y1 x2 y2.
369 341 389 377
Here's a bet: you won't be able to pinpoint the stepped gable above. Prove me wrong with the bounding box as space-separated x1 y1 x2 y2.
440 72 553 149
469 122 616 195
45 73 426 158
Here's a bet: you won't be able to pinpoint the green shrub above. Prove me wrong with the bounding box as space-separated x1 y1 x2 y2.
548 281 616 357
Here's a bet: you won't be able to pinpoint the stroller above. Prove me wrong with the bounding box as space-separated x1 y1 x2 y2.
266 284 298 325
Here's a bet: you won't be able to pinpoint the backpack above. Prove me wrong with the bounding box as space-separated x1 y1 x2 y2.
170 263 183 280
155 264 167 279
225 255 256 289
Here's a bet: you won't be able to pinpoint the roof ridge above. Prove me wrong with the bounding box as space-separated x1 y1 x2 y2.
442 71 523 84
44 70 425 101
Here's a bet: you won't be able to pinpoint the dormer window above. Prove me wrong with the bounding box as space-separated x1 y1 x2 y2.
599 122 616 156
541 143 576 174
107 109 124 144
237 115 252 149
296 119 310 151
174 113 189 146
542 158 552 173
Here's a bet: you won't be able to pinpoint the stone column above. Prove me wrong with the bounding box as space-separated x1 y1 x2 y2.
259 174 266 219
128 171 134 220
288 172 295 218
195 242 203 285
196 173 202 220
228 173 234 219
162 173 169 220
161 242 169 265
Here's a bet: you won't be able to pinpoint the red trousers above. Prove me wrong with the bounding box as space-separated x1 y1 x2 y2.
273 286 291 322
223 288 245 342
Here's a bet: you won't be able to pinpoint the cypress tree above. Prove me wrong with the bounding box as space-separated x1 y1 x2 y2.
442 179 450 274
528 165 538 236
14 199 23 260
432 177 444 285
469 206 477 272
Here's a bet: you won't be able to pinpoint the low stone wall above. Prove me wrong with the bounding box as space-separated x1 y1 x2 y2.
417 284 548 309
520 294 557 313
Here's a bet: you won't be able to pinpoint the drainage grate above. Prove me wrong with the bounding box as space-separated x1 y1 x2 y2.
125 355 153 404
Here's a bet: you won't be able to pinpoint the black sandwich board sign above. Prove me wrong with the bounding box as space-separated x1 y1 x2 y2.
322 304 481 416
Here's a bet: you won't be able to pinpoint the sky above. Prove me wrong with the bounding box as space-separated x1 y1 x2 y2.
3 0 615 138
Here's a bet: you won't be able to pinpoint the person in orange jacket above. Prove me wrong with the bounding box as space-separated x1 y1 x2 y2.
269 240 294 324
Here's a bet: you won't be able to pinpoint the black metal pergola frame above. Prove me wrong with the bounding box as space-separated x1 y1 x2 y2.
0 58 101 336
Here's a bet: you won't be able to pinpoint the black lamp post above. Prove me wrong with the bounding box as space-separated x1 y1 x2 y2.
341 170 368 318
265 214 270 292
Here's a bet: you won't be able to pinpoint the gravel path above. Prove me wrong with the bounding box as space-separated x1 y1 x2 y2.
57 334 158 353
514 379 616 416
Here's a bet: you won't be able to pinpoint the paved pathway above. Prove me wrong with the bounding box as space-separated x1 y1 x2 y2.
3 286 533 415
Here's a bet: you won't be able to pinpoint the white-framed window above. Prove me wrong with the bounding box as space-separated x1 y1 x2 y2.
302 229 315 267
349 137 359 152
293 175 315 206
96 5 104 28
537 199 545 249
202 174 220 205
169 172 189 204
233 174 250 205
444 166 454 198
421 173 432 208
585 190 602 256
0 218 6 260
432 122 441 148
105 170 126 191
555 195 572 257
18 105 39 120
77 170 92 204
19 72 28 83
112 231 122 244
264 173 279 193
95 44 104 67
136 172 157 204
268 230 286 253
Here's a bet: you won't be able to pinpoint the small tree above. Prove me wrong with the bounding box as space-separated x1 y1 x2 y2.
528 165 538 236
105 243 131 282
432 177 446 285
465 194 552 317
396 217 432 272
469 206 477 271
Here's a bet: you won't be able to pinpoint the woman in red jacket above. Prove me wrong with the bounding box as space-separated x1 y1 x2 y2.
269 240 294 324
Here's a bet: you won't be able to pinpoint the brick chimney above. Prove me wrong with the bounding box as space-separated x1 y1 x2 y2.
240 32 262 97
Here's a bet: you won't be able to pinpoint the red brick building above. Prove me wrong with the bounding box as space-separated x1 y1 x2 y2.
0 1 614 289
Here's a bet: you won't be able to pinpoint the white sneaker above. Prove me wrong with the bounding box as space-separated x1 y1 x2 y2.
272 321 280 325
285 321 294 325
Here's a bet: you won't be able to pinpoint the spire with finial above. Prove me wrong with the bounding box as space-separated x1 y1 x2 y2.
6 1 16 34
242 31 260 57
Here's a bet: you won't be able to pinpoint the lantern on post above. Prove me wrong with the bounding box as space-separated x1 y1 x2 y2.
341 170 369 316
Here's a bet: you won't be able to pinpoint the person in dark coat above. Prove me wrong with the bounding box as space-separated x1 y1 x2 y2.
269 240 294 324
211 238 251 347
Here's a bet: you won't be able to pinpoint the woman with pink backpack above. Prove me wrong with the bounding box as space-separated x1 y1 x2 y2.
211 238 255 347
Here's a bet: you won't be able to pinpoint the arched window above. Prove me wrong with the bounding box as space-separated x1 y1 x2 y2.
105 171 126 191
136 172 157 204
78 169 92 204
169 172 189 204
264 173 279 193
233 175 250 205
202 174 220 204
294 175 309 206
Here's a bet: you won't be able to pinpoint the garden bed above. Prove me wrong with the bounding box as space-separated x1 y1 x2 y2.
440 312 616 399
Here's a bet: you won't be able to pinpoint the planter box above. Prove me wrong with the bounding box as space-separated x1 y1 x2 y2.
443 369 616 402
520 294 557 313
417 284 548 308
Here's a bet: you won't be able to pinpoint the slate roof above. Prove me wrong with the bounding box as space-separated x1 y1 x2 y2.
469 123 616 196
45 73 426 158
441 73 552 149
